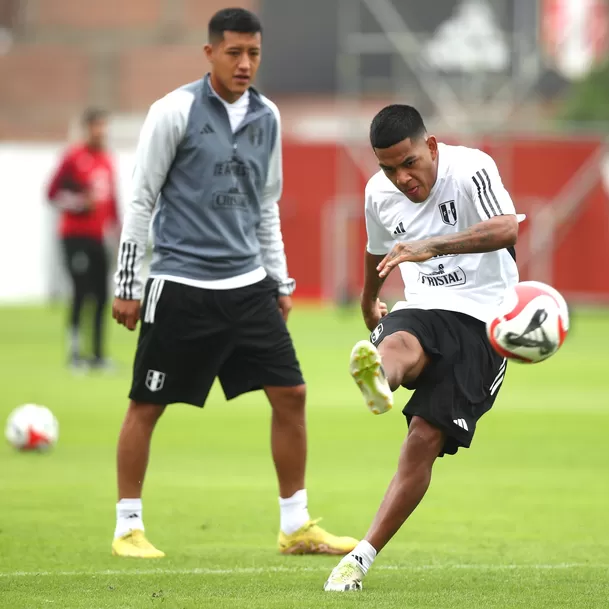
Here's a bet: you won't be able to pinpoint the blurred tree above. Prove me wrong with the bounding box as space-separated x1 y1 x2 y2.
559 61 609 125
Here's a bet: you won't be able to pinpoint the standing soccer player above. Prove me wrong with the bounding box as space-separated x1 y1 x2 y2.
47 108 119 370
324 105 523 591
111 8 357 558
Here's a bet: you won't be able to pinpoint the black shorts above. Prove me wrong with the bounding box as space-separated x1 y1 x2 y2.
370 308 506 457
129 276 304 406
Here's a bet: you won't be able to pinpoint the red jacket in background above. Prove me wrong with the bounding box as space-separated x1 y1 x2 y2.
47 145 119 241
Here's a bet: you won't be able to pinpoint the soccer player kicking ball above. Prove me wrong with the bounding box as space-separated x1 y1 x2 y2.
111 8 357 558
324 105 523 591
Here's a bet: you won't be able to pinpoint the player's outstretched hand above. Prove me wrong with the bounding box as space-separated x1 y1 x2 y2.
377 241 435 278
278 295 293 322
362 298 388 331
112 298 141 331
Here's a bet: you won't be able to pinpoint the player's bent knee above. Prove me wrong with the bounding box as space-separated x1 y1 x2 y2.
407 416 445 456
379 332 428 382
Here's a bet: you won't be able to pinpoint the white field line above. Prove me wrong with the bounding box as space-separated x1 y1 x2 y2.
1 563 607 578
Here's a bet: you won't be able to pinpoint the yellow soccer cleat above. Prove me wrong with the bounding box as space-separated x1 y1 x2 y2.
278 519 359 555
349 340 393 415
111 530 165 558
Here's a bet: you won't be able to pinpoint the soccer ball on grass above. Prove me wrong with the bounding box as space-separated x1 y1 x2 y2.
5 404 59 451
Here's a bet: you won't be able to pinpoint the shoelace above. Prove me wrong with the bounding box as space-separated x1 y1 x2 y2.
301 518 322 532
130 532 152 548
333 562 361 580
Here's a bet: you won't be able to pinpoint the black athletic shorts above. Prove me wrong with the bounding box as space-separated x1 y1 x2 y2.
129 276 304 406
370 308 506 457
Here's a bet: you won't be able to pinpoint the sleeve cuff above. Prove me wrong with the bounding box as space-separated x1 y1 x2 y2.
278 278 296 296
366 247 390 255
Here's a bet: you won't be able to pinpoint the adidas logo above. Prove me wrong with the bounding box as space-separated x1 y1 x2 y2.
393 222 406 236
353 555 364 566
453 418 469 431
201 123 215 134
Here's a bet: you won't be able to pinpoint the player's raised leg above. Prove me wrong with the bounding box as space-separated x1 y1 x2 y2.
112 400 166 558
350 332 429 415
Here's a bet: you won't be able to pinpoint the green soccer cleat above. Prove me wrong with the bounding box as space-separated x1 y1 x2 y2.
349 340 393 415
324 557 365 591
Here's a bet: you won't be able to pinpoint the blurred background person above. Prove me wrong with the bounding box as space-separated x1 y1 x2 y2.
47 108 120 371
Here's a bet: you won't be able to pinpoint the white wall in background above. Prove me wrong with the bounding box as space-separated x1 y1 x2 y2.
0 143 135 304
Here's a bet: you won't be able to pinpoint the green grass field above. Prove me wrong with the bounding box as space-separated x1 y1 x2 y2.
1 304 608 609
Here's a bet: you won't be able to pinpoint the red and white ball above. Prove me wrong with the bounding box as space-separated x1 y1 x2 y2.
487 281 569 363
5 404 59 451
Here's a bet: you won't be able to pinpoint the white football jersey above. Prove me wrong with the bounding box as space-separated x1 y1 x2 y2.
365 143 522 322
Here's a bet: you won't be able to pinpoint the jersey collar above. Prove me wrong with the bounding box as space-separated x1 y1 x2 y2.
202 73 268 116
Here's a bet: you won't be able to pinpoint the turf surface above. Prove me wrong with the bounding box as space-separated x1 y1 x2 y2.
1 304 608 608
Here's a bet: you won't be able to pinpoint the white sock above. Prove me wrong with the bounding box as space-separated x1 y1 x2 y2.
279 489 311 534
114 498 144 538
347 540 377 575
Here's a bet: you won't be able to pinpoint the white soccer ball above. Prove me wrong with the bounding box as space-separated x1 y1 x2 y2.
5 404 59 451
487 281 569 364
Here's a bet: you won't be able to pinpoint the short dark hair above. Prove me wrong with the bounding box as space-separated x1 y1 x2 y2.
82 107 107 126
208 7 262 43
369 104 427 149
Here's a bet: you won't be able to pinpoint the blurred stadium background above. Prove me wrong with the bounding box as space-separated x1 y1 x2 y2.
1 0 609 305
1 2 609 608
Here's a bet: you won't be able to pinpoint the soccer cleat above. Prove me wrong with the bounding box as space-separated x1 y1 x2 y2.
68 355 90 375
323 557 365 591
278 519 358 555
89 357 117 373
349 340 393 415
111 530 165 558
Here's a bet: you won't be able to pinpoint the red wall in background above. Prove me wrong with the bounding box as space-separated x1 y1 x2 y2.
280 136 609 302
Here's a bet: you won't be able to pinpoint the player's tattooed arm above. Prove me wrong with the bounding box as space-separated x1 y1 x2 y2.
430 214 518 255
377 215 518 278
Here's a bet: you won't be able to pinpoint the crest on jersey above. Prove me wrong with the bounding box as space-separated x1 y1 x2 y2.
370 323 384 344
439 200 458 226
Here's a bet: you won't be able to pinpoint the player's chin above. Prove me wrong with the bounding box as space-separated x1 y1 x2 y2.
232 77 251 92
402 187 427 203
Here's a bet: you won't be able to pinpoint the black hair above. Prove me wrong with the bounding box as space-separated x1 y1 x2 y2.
208 7 262 43
82 107 107 126
369 104 427 149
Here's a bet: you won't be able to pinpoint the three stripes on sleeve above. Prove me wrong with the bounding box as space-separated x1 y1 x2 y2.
471 169 503 218
116 242 138 300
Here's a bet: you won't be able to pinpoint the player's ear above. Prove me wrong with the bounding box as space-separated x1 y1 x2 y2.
203 43 214 62
427 136 438 160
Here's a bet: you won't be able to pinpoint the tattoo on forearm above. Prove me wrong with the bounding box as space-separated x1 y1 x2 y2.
432 223 502 255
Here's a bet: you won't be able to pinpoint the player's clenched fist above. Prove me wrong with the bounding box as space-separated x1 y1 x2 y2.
112 298 140 331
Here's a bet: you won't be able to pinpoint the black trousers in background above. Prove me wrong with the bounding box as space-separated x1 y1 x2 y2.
62 236 109 360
